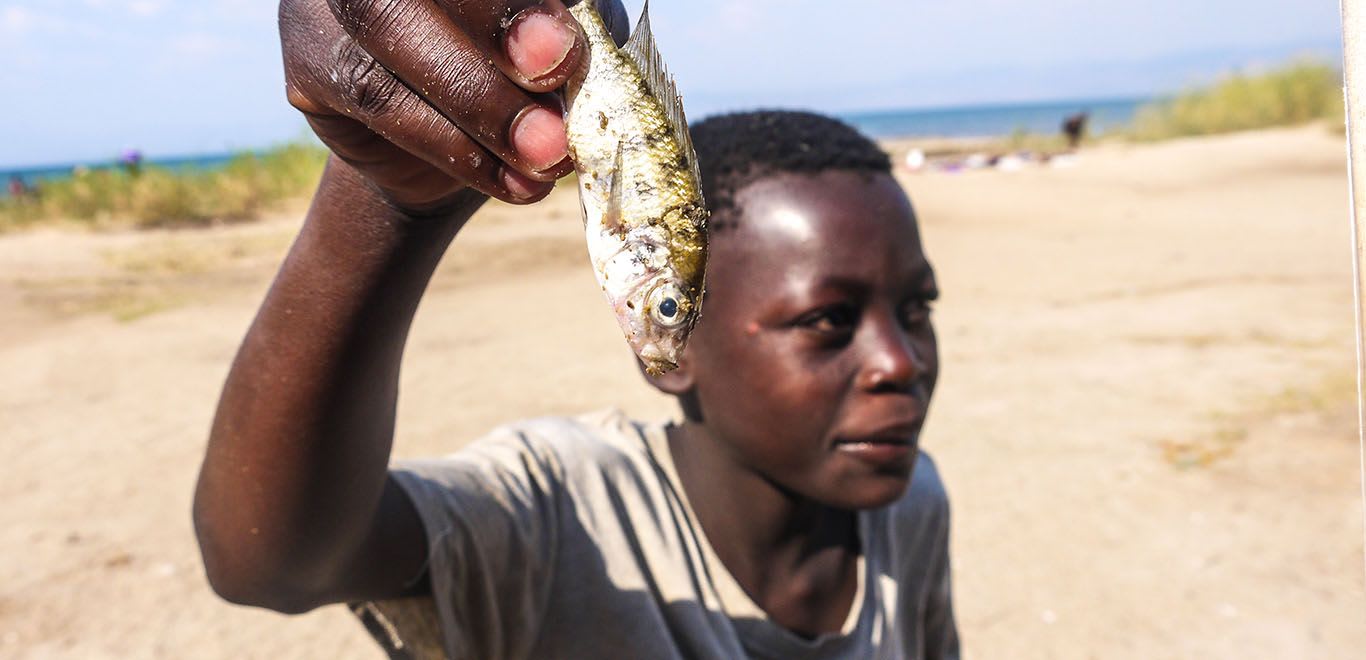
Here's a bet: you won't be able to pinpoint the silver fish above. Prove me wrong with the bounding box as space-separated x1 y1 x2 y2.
564 0 708 375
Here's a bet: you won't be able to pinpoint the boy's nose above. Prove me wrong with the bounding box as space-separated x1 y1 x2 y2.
856 316 927 394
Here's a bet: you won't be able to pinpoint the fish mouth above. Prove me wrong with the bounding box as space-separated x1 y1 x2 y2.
642 357 680 376
633 336 684 374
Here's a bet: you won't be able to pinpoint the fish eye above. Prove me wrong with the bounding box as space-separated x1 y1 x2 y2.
648 283 689 328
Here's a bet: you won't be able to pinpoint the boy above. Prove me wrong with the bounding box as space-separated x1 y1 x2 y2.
194 0 958 657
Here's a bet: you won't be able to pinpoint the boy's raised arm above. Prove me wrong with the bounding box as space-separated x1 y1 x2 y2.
194 161 467 613
192 0 624 613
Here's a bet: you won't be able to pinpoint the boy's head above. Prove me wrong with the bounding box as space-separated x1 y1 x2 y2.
649 110 940 510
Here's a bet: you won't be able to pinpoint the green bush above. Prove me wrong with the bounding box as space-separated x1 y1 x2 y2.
1128 60 1345 140
0 141 329 231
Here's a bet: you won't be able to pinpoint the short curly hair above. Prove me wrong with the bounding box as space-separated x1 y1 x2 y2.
689 110 891 228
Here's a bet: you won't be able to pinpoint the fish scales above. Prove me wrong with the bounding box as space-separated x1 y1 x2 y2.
564 0 708 375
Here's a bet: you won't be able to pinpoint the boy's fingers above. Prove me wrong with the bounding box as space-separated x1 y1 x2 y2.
304 112 465 207
326 0 569 178
302 88 552 206
501 4 583 90
437 0 628 91
434 0 586 92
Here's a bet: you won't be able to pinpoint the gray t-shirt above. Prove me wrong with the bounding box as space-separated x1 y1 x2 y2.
389 409 958 660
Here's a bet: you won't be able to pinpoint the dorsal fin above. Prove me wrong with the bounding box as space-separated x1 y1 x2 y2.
621 0 703 188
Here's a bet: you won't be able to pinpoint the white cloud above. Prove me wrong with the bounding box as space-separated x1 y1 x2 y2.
0 5 93 36
713 0 784 33
169 32 237 58
75 0 170 15
125 0 165 17
183 0 273 25
2 6 35 33
717 3 759 32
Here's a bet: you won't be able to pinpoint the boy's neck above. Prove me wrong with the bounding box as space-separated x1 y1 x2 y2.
667 422 860 637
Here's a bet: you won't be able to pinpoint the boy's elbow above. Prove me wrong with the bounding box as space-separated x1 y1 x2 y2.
193 511 327 614
200 558 321 615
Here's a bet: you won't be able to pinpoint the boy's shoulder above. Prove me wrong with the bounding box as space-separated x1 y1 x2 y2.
437 408 661 478
882 451 951 536
857 451 951 581
905 451 949 506
391 409 668 529
491 406 651 450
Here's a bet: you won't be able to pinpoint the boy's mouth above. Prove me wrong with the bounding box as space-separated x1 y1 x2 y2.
833 418 922 445
833 436 916 467
835 435 912 445
832 423 920 467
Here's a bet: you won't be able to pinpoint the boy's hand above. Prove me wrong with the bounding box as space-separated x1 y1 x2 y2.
279 0 624 212
197 1 633 611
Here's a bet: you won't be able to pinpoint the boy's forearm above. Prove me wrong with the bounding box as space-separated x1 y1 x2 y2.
194 156 481 609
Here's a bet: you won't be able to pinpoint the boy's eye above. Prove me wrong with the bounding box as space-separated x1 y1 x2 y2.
796 304 859 334
901 300 933 327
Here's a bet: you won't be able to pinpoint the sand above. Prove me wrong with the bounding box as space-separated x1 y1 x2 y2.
1 125 1363 658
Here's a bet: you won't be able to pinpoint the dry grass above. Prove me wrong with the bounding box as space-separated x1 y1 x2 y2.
15 229 294 322
1127 60 1344 141
0 143 327 232
1158 370 1357 469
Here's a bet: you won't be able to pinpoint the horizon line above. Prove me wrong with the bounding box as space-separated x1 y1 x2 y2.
1 93 1160 173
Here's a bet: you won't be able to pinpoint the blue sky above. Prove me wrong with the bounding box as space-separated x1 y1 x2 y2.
0 0 1344 168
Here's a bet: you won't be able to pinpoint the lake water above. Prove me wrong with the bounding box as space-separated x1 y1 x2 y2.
840 97 1148 139
3 96 1151 194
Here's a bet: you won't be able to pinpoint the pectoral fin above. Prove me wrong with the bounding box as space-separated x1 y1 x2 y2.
603 141 626 235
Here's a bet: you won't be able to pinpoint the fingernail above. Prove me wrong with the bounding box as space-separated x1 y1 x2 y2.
507 10 576 80
502 167 550 200
512 106 568 172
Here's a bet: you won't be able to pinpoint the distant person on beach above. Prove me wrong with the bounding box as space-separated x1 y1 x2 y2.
1062 111 1089 150
194 1 958 658
118 149 144 176
7 176 26 199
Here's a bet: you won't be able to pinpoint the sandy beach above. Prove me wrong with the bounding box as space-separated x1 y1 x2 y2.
1 125 1363 658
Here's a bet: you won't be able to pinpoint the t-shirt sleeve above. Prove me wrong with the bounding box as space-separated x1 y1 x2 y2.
899 452 960 660
922 519 960 660
389 425 567 660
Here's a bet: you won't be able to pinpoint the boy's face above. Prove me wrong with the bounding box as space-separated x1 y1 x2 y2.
662 170 939 510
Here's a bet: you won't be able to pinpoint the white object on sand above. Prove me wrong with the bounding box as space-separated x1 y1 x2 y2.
995 154 1025 172
904 148 926 171
1049 154 1079 169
